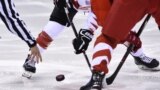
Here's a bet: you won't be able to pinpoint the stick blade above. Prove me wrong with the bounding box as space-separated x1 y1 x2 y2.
106 75 115 85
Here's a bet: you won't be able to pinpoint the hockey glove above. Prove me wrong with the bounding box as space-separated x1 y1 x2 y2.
121 31 142 52
72 29 93 54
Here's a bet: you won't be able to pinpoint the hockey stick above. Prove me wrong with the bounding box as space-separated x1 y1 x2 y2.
64 2 92 72
106 14 151 85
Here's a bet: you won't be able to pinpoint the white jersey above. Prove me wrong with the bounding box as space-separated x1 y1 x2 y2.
73 0 91 11
76 0 98 32
83 12 98 32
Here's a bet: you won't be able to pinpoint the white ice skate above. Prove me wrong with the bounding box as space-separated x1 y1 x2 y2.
134 54 160 71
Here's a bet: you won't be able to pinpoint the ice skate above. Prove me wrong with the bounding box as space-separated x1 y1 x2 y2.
80 71 105 90
22 55 36 79
133 54 160 71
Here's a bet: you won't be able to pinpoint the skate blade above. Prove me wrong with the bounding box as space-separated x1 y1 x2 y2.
22 71 34 79
138 65 160 71
91 88 101 90
91 88 102 90
91 85 102 90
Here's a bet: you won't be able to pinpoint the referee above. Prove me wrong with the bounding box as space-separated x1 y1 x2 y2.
0 0 42 62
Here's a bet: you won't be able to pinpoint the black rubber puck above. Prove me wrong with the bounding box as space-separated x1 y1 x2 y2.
56 74 65 81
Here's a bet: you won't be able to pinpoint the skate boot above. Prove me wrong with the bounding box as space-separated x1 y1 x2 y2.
22 55 36 79
133 54 159 71
80 71 105 90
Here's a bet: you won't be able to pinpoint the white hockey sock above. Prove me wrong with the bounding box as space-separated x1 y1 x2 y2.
130 47 144 57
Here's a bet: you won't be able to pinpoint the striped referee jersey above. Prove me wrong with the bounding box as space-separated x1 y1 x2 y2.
0 0 36 47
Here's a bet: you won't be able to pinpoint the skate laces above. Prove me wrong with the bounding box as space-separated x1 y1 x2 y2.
140 54 153 63
92 71 105 87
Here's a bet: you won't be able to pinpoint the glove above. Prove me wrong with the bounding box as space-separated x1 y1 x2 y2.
53 0 66 9
72 29 93 54
121 31 142 52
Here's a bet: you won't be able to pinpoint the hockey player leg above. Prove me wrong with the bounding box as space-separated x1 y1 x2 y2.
123 30 159 71
80 34 114 90
126 31 159 70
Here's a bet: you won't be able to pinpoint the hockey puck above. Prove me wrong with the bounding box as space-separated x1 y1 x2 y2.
56 74 65 81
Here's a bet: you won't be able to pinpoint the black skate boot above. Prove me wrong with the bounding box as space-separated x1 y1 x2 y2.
80 71 105 90
22 55 36 79
133 54 159 71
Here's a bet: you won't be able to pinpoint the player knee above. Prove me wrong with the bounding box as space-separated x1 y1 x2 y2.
36 31 53 49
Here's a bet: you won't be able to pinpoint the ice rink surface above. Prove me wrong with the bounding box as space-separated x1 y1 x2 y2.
0 0 160 90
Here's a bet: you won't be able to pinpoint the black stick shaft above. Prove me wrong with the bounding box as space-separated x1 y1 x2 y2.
64 3 92 72
106 14 151 85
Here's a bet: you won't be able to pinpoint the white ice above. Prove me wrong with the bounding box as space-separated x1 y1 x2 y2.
0 0 160 90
